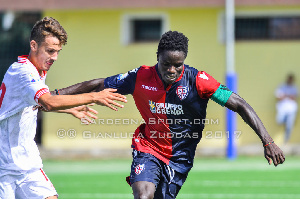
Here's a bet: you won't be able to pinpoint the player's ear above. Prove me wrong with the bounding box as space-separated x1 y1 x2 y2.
30 40 38 52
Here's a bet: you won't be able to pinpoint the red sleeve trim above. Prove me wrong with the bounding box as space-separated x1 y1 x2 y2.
34 88 50 104
196 71 220 99
18 55 29 63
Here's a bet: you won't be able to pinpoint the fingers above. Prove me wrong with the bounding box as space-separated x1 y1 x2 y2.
275 152 285 165
271 155 278 166
105 103 119 111
108 92 127 103
82 117 93 124
101 89 127 103
108 99 125 108
113 94 128 103
86 106 98 115
102 100 123 111
94 90 127 110
103 88 118 92
33 105 46 111
265 156 272 165
85 110 98 119
32 105 40 111
264 144 285 167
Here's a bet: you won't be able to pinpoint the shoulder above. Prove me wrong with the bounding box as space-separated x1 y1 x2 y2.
139 65 156 72
183 65 199 77
136 65 157 76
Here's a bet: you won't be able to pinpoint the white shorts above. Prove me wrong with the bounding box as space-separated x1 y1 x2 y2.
0 168 58 199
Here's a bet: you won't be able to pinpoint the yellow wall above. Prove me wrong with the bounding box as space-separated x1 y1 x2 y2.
43 7 300 151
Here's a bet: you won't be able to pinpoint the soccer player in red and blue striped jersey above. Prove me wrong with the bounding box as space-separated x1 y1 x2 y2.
57 31 285 199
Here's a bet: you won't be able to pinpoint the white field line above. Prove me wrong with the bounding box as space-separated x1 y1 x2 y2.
58 193 300 199
54 180 300 188
190 180 300 187
43 160 300 174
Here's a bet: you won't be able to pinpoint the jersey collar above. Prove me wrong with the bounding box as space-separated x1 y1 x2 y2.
18 55 47 78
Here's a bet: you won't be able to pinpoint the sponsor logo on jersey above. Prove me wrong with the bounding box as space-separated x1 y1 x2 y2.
199 72 209 80
129 68 139 74
142 85 158 91
176 86 189 100
149 100 184 115
117 73 129 81
117 68 139 81
149 100 156 113
135 164 145 175
29 73 39 83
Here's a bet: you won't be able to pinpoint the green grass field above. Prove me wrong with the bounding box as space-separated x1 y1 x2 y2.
43 156 300 199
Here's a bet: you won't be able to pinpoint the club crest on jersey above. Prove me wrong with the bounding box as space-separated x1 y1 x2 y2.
176 86 189 100
135 164 145 175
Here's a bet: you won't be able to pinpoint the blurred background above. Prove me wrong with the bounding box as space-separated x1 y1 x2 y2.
1 0 300 159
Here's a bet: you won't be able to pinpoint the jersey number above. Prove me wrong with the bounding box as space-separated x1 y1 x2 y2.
0 83 6 108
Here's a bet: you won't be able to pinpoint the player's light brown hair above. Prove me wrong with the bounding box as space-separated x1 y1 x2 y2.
30 17 68 45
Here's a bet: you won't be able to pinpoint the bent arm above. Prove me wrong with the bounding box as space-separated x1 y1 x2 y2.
51 78 105 95
224 93 285 166
225 93 272 145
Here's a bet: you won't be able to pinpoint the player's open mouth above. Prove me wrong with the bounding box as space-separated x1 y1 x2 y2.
165 74 176 81
46 61 53 66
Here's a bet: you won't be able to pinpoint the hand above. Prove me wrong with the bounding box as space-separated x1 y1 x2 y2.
93 88 127 111
264 142 285 166
65 104 98 124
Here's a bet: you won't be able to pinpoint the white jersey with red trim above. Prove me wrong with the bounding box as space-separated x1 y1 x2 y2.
0 55 50 175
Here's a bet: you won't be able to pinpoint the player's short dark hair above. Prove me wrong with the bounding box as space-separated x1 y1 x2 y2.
30 17 68 45
157 31 189 58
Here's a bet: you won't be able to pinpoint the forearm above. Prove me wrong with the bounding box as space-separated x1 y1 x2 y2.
39 93 96 111
53 78 105 95
238 103 272 144
40 88 126 112
225 93 273 145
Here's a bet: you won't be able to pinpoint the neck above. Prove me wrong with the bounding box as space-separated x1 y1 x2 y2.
28 52 43 76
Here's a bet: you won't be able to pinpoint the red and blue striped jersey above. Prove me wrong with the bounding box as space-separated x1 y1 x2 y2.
104 64 221 174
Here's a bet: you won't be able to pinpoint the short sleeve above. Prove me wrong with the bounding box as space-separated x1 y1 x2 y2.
104 67 140 95
19 70 50 105
196 71 221 99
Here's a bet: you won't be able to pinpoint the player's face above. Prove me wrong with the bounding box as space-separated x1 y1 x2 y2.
31 35 62 75
157 50 185 85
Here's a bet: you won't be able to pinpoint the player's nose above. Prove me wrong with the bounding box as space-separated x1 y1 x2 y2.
51 52 58 61
167 66 176 73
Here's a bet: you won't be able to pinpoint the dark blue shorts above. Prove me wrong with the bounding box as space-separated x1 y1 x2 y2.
129 150 188 199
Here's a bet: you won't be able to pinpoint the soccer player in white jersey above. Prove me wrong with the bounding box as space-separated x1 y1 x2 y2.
0 17 127 199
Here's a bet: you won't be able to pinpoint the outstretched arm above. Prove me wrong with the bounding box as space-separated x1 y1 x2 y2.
225 93 285 166
39 88 126 112
51 78 105 95
36 104 99 124
57 104 98 124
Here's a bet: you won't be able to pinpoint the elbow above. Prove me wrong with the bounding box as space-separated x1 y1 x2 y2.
38 93 62 111
41 103 55 112
40 101 60 112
